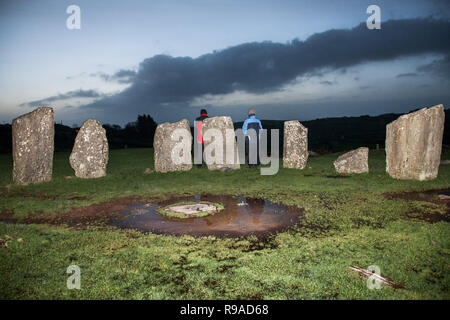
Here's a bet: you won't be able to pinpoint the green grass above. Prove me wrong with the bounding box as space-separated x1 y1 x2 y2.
0 148 449 299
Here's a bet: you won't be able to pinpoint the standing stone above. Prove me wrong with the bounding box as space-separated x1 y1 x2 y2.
334 147 369 174
283 120 308 169
12 107 54 185
385 104 445 181
69 119 108 178
153 119 192 172
202 116 240 171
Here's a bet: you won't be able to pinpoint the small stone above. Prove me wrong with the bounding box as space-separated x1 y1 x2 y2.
70 119 109 178
438 194 450 200
144 168 153 174
333 147 369 174
17 238 23 242
64 176 72 180
441 160 450 165
283 120 308 169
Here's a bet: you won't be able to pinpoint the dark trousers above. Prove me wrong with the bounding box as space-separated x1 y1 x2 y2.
194 141 204 167
245 136 260 167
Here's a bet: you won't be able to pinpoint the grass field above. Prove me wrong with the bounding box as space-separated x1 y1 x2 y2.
0 148 449 299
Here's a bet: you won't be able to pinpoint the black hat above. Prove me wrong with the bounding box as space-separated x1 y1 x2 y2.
200 109 207 115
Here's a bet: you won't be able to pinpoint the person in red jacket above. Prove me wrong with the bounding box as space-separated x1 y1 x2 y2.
194 109 208 168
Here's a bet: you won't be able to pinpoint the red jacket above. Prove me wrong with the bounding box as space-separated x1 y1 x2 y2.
195 114 208 143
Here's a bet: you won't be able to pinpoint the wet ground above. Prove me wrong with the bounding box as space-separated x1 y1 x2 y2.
385 188 450 200
2 188 448 236
111 194 305 237
0 194 304 238
303 174 351 179
384 188 450 223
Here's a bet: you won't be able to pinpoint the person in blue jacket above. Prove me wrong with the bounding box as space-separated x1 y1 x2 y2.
243 108 263 168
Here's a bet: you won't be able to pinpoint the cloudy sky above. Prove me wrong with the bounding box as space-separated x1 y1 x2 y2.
1 0 449 126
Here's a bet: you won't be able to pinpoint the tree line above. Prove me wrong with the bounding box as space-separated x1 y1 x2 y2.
0 110 448 154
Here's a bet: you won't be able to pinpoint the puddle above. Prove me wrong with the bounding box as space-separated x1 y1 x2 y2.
111 194 304 237
0 194 304 238
384 188 450 223
385 188 450 203
404 211 450 223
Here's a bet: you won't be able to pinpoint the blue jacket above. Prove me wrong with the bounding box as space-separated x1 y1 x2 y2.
242 114 262 135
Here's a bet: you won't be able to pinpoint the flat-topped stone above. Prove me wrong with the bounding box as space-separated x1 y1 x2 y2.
167 203 217 215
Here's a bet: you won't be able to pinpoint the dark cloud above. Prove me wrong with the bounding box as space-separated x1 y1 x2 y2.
416 54 450 79
20 89 104 107
429 0 450 19
80 18 450 122
91 69 137 84
396 73 419 78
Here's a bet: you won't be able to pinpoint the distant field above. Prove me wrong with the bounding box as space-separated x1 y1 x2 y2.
0 148 449 299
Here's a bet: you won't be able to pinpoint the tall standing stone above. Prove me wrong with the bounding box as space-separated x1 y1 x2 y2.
69 119 109 178
283 120 308 169
334 147 369 174
153 119 192 172
385 104 445 181
12 107 54 185
202 116 240 170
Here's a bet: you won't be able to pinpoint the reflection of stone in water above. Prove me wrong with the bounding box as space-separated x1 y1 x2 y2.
207 196 238 226
131 208 148 215
194 194 208 202
247 198 265 213
246 198 265 224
